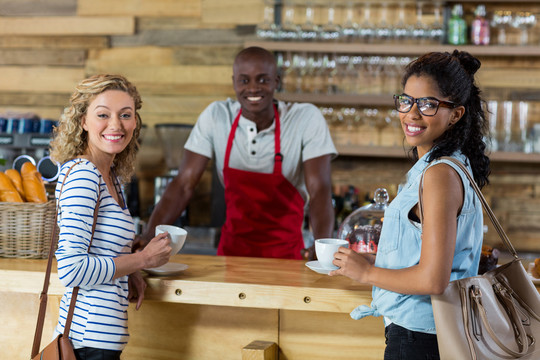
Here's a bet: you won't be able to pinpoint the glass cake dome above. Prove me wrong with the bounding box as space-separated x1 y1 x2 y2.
337 188 389 253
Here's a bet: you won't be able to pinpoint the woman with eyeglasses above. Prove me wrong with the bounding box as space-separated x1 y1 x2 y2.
330 50 490 360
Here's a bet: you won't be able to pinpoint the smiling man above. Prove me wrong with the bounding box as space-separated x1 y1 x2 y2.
139 46 337 260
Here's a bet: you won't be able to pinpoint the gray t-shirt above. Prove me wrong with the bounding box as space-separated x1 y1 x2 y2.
185 98 337 202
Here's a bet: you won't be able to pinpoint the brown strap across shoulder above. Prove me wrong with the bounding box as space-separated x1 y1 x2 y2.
418 156 518 259
31 160 102 358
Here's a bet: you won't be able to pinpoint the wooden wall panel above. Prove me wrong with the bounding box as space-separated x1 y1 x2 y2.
141 95 221 115
110 29 253 47
85 64 232 86
77 0 201 17
0 49 86 66
0 16 134 36
0 106 63 119
0 92 69 107
201 0 264 25
0 35 108 49
138 17 236 31
88 45 241 67
0 0 76 16
88 47 176 67
0 66 84 93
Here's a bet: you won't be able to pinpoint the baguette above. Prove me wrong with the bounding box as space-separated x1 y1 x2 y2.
21 162 47 203
0 172 23 202
5 168 25 201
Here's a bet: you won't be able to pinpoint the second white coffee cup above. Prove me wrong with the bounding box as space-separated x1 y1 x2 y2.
155 224 187 255
315 238 349 270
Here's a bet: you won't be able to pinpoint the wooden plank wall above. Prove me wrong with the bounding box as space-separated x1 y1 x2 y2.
0 0 539 251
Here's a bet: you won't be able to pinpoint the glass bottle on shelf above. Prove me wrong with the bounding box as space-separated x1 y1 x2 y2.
365 56 383 94
512 11 537 46
374 2 392 43
356 108 379 146
379 109 403 147
471 5 490 45
358 2 375 43
256 0 278 40
352 56 365 95
278 0 300 41
319 2 342 41
491 10 512 45
392 3 410 44
382 56 398 95
447 4 467 45
281 52 299 93
335 55 351 94
341 1 359 42
411 1 428 44
322 54 338 94
343 56 359 94
307 53 325 94
427 1 444 44
299 1 319 41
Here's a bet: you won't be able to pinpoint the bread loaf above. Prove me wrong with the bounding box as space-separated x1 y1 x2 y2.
532 258 540 279
21 162 47 203
5 168 25 201
0 172 23 202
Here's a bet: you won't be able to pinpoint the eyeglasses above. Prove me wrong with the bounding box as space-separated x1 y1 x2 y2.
393 94 458 116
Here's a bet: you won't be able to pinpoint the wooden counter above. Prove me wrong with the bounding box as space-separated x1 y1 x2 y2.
0 254 384 359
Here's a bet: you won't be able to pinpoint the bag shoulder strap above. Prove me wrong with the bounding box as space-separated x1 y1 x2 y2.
31 160 102 358
418 156 518 259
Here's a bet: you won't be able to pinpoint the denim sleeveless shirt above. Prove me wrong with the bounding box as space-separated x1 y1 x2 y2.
351 150 483 334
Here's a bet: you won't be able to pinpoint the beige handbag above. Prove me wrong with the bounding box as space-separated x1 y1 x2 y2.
419 157 540 360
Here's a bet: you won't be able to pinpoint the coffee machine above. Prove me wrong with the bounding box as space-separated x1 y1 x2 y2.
0 117 58 176
153 123 194 225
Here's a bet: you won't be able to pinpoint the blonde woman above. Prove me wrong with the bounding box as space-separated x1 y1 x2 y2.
50 74 171 360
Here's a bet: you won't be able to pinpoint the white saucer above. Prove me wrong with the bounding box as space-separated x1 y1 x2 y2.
305 260 337 275
144 263 189 276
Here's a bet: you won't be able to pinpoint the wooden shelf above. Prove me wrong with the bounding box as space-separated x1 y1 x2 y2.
246 41 540 57
275 93 394 106
336 144 540 163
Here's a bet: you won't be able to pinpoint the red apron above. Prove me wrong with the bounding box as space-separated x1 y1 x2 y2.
217 105 305 259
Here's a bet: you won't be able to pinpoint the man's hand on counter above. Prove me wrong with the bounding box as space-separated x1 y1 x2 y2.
302 245 316 261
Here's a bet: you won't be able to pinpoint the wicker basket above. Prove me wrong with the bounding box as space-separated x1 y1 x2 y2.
0 200 57 258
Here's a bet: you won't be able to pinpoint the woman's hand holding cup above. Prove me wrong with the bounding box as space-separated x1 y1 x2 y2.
141 232 172 269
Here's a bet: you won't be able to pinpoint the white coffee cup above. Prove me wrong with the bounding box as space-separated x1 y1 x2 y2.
315 238 349 270
155 225 187 255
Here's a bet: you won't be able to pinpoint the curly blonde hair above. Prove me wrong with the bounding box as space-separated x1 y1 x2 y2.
49 74 142 183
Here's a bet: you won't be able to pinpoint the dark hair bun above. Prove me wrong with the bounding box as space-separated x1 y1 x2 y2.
451 50 481 76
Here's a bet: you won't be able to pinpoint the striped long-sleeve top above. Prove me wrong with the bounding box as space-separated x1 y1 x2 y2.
54 159 134 351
